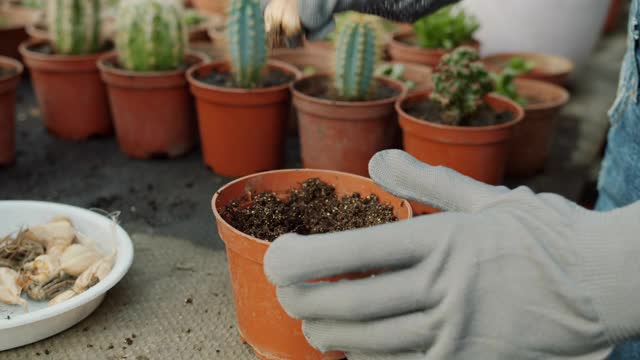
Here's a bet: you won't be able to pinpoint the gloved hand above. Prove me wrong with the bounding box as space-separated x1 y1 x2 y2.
264 149 640 359
262 0 352 41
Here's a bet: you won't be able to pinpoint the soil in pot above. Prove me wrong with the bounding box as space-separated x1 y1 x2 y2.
297 76 400 102
196 68 294 88
222 178 397 242
0 68 17 79
404 99 515 127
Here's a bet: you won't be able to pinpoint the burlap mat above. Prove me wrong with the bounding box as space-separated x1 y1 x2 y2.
3 234 256 360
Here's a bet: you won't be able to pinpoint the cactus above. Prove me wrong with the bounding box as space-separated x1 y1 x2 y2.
334 18 382 101
431 47 495 126
47 0 104 55
227 0 267 88
115 0 187 72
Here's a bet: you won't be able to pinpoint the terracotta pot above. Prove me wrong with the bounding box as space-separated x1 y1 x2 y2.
191 0 227 16
604 0 622 34
187 60 300 177
98 53 204 159
483 53 574 87
398 90 524 185
269 47 334 75
212 168 413 360
303 38 334 53
379 61 433 95
19 40 112 140
292 74 406 177
506 79 570 177
0 56 23 166
388 31 480 68
25 21 48 42
0 6 40 60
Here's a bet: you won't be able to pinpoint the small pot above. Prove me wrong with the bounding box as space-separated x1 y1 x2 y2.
397 90 524 185
379 61 433 95
212 168 413 360
0 5 41 60
388 31 480 68
19 39 113 140
187 60 300 177
507 79 570 177
0 56 23 166
483 52 574 87
190 0 227 16
98 52 205 159
292 74 406 177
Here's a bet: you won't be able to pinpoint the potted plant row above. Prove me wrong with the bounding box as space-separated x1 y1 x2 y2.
98 0 204 159
483 52 574 87
0 2 40 60
389 5 480 67
19 0 113 140
0 56 23 166
292 16 406 177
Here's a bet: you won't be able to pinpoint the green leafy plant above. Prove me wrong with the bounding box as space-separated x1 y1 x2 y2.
374 63 415 89
47 0 104 55
492 57 535 105
334 18 382 101
184 8 207 27
115 0 187 72
431 47 494 126
413 6 479 50
227 0 267 88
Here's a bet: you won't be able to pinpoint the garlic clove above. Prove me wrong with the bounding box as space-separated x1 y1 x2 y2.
48 289 76 307
60 244 104 277
27 218 76 257
21 254 61 286
0 267 28 308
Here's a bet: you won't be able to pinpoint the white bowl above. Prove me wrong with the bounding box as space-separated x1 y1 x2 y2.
0 201 134 351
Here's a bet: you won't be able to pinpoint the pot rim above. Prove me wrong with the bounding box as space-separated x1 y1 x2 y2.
396 89 524 132
515 78 570 111
212 169 413 246
391 30 480 53
18 39 112 62
291 73 407 107
186 59 301 94
97 51 206 78
482 52 574 77
0 5 41 31
0 56 25 79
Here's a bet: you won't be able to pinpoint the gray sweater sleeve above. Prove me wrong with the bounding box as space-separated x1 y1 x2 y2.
338 0 461 23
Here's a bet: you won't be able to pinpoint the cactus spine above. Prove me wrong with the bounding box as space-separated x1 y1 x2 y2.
227 0 267 88
334 18 381 101
115 0 187 72
47 0 103 55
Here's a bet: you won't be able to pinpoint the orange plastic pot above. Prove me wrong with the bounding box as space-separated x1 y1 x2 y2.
388 31 480 68
0 56 23 166
19 40 112 140
507 79 570 177
379 61 433 95
292 74 406 177
483 53 574 87
98 53 204 159
191 0 227 16
212 169 413 360
187 60 300 177
398 90 524 185
0 6 40 60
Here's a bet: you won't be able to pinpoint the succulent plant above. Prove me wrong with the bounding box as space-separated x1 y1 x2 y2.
492 57 535 105
431 47 495 126
227 0 267 88
115 0 187 72
47 0 104 55
334 18 382 101
413 5 479 50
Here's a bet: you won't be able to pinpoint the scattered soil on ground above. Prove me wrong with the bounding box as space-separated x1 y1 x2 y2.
196 68 294 89
404 99 515 127
222 178 398 241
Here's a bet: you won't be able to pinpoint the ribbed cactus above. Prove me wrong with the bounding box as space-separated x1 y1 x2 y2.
47 0 103 55
115 0 187 72
334 19 381 101
227 0 267 88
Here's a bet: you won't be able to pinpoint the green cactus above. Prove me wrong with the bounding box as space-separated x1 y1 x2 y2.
334 19 381 101
227 0 267 88
115 0 187 72
431 47 495 126
47 0 104 55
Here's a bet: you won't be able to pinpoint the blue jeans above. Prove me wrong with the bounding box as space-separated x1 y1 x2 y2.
597 1 640 358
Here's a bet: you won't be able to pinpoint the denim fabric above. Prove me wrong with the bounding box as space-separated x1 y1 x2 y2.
597 0 640 358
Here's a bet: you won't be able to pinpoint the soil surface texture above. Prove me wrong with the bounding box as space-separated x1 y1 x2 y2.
404 99 515 127
197 68 294 88
222 178 398 242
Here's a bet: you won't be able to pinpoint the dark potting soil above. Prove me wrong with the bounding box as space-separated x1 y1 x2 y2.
404 99 515 127
296 76 399 102
196 68 295 89
222 178 398 242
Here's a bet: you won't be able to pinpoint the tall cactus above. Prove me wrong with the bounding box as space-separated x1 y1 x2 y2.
47 0 103 55
334 18 381 101
227 0 267 88
115 0 187 72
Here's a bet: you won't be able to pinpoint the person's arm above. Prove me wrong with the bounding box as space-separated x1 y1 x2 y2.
264 150 640 359
336 0 460 23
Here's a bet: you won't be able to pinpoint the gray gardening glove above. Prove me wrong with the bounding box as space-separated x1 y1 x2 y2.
262 0 458 41
264 149 640 359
